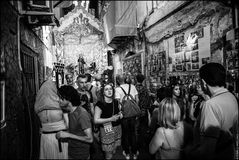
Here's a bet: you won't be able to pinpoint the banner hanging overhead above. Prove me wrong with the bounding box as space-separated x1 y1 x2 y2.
103 1 137 48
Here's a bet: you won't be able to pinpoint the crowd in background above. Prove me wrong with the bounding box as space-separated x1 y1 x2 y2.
34 62 238 160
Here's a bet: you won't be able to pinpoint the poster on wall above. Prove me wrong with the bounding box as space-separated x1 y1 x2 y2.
191 51 199 63
225 28 239 70
168 25 211 72
149 51 166 76
191 28 204 39
174 33 185 53
186 63 191 71
123 54 142 76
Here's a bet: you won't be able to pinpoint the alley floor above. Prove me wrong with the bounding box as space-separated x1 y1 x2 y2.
112 145 152 160
91 138 152 160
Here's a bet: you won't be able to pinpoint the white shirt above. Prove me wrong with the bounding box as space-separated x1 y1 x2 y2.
200 88 238 133
115 84 138 103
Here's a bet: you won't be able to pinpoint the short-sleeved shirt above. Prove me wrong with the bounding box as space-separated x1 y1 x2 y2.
96 99 121 127
68 106 92 159
115 84 138 103
200 88 238 133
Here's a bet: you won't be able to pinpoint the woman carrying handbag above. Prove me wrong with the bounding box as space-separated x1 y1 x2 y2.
94 82 123 159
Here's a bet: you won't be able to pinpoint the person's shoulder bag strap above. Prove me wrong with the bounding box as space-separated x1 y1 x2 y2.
89 85 93 92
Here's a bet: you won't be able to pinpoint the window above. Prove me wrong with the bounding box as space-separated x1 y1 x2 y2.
21 52 36 96
29 0 50 8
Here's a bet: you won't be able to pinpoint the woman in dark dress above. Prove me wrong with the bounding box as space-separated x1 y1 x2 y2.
94 82 123 159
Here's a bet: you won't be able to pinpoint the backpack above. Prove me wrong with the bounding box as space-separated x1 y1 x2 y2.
120 84 141 118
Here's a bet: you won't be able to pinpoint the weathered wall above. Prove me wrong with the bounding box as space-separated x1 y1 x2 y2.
1 1 45 159
145 1 233 62
142 1 233 90
1 2 26 159
113 1 233 91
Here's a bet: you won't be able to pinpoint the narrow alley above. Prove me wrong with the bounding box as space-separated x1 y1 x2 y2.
1 1 238 160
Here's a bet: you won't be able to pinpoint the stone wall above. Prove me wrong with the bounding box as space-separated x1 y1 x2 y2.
1 1 45 159
1 2 26 159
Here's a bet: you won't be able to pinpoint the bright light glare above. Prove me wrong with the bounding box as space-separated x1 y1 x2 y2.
185 34 198 51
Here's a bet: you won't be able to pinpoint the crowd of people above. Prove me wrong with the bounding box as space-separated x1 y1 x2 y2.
34 62 238 160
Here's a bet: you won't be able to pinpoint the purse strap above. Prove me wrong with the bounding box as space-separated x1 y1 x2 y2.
163 128 172 149
112 100 114 116
163 128 182 151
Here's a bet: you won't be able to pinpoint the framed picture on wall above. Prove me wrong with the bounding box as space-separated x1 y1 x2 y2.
191 28 204 39
186 63 191 71
191 51 199 63
175 34 185 48
191 43 198 51
185 51 191 62
228 59 234 70
192 63 199 70
202 57 210 65
172 64 176 72
176 65 183 71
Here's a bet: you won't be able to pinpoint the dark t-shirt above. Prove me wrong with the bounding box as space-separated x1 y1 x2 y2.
68 106 92 159
96 99 121 127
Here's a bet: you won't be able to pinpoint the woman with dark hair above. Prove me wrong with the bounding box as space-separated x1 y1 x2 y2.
56 85 93 159
94 83 123 159
187 87 204 125
187 82 210 126
170 82 186 121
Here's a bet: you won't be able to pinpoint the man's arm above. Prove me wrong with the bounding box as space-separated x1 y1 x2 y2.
115 87 122 110
90 102 94 117
63 113 69 129
87 91 95 117
56 128 93 143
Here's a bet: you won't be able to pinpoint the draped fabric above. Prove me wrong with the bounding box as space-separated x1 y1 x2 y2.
40 132 68 159
103 1 137 45
34 79 61 114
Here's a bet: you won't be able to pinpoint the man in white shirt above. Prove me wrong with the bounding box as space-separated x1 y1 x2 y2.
115 74 139 160
186 63 238 160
